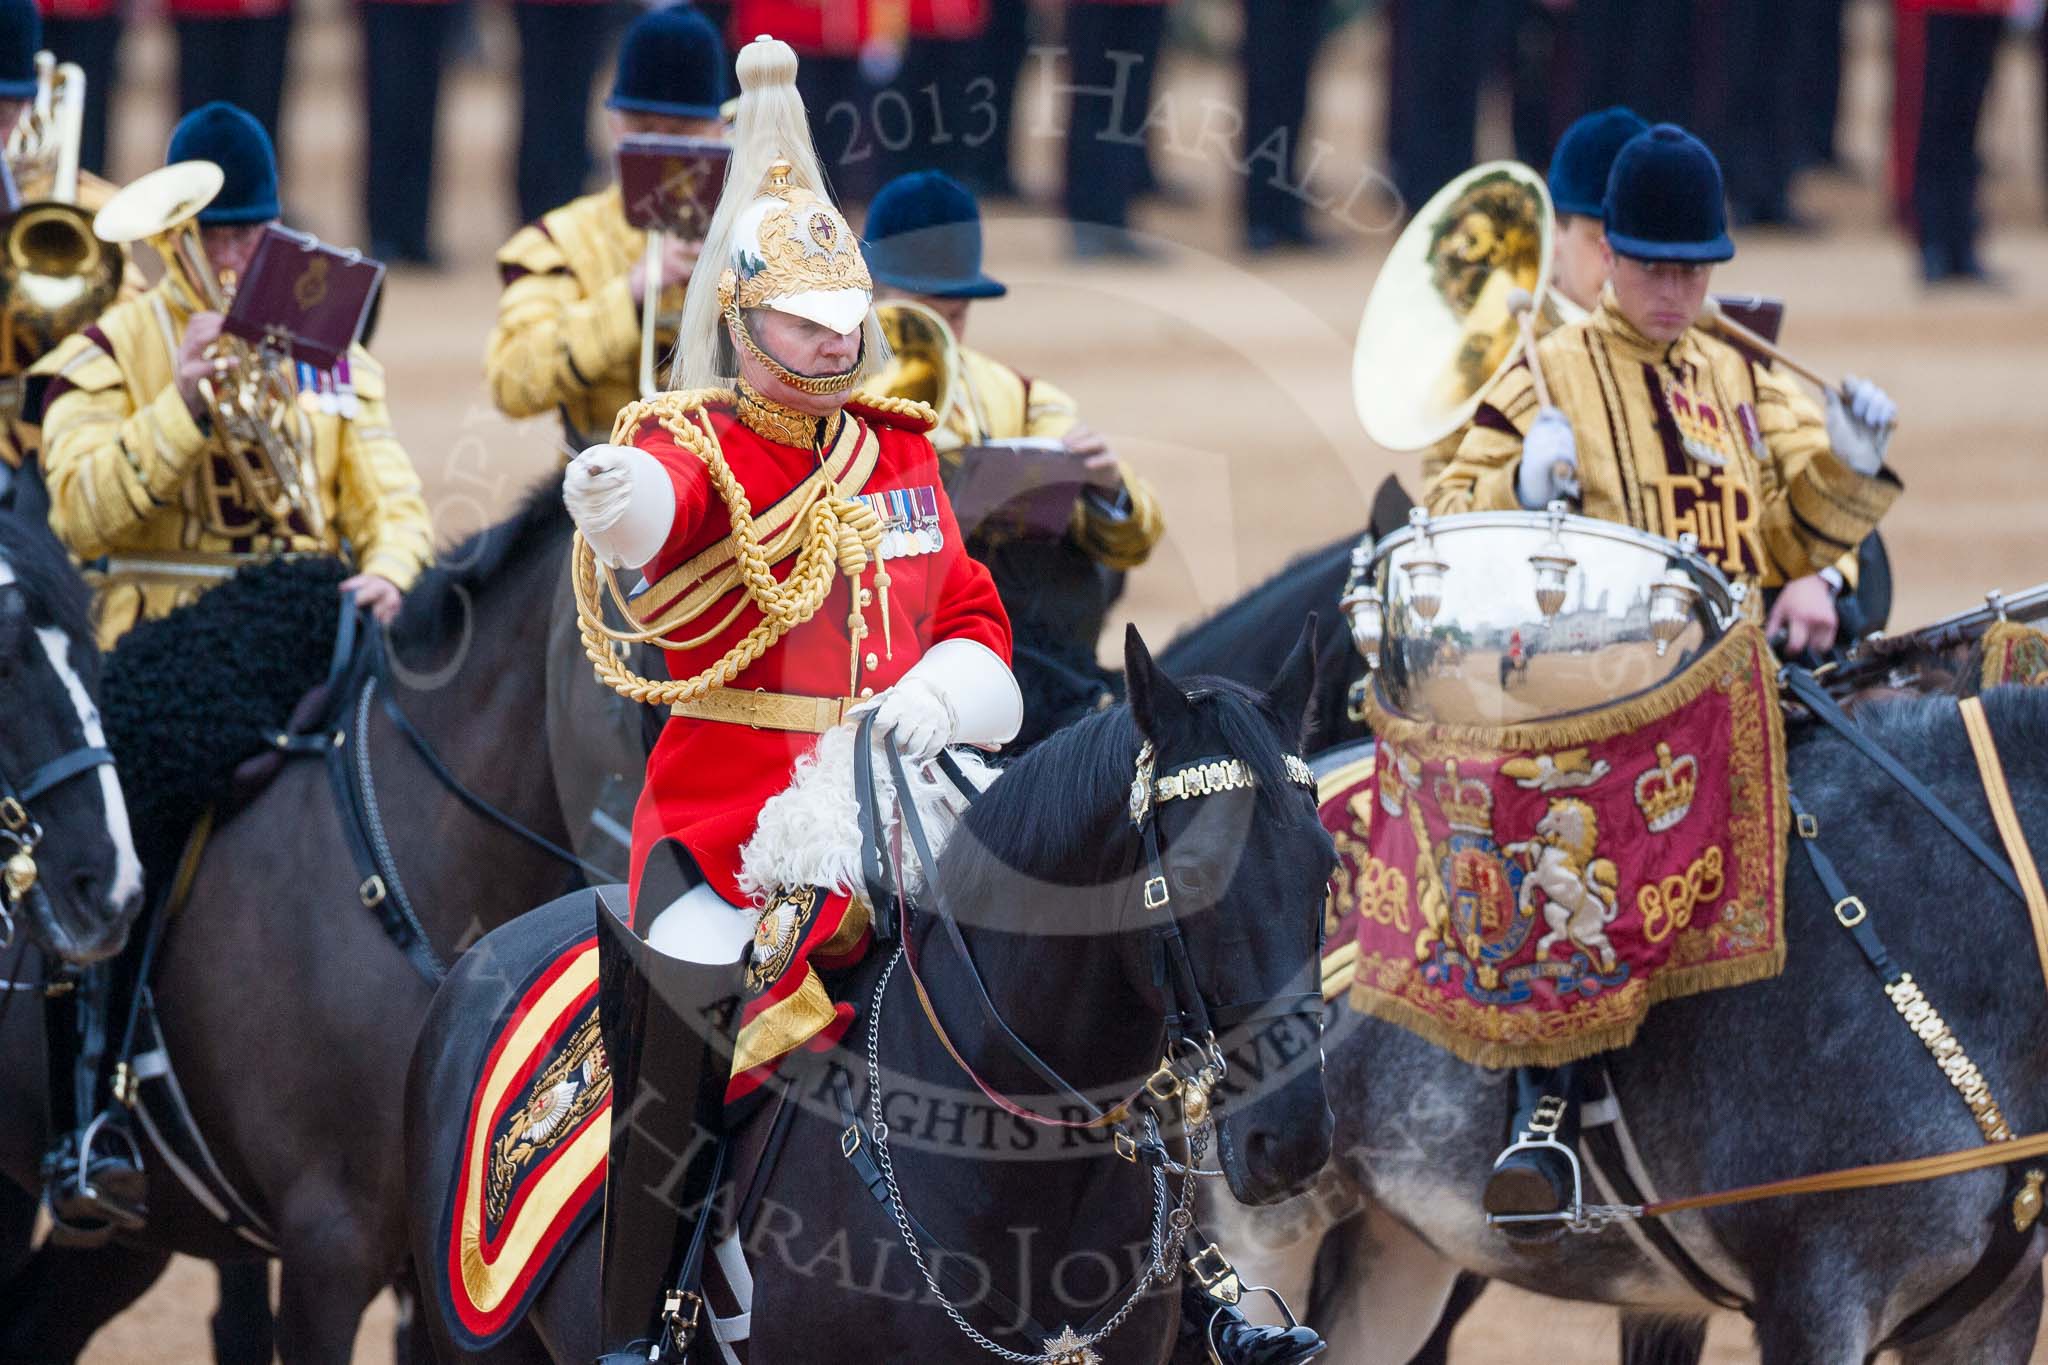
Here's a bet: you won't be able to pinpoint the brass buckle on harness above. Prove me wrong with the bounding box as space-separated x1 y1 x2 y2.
1834 895 1867 928
1187 1243 1244 1305
1527 1094 1567 1137
0 797 26 832
1144 875 1170 910
840 1123 862 1159
1796 812 1819 840
661 1287 702 1353
359 875 387 908
1145 1063 1182 1104
1114 1130 1138 1163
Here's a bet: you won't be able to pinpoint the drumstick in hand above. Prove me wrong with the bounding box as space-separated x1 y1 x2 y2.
1507 287 1579 503
1698 297 1831 392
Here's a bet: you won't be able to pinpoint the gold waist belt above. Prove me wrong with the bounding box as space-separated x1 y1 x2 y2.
669 688 856 734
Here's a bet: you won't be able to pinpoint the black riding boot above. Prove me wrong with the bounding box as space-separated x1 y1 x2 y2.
1178 1247 1325 1365
1482 1062 1581 1237
40 963 146 1247
594 895 742 1364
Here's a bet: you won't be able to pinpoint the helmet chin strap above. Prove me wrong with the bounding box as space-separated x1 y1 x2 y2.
727 304 864 397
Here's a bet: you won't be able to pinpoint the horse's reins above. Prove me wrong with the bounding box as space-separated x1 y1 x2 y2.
847 715 1321 1363
272 604 622 984
862 712 1321 1142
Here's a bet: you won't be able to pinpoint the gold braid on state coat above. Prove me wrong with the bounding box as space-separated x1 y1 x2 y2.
574 388 920 704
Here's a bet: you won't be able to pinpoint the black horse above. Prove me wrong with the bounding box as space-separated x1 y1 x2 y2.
404 626 1340 1361
1209 686 2048 1363
0 508 142 966
0 479 602 1362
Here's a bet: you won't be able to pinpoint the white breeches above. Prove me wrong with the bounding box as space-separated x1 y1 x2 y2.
645 883 755 965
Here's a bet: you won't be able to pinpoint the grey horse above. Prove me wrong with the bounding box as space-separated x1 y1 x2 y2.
1204 688 2048 1363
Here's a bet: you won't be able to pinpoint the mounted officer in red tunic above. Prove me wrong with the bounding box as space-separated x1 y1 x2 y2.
564 35 1023 1361
566 36 1328 1365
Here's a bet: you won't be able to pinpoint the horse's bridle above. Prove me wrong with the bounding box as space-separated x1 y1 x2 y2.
0 741 118 943
860 713 1323 1138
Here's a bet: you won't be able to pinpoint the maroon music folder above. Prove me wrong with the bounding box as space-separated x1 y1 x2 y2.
223 225 384 370
617 135 731 240
946 438 1089 540
1712 294 1786 345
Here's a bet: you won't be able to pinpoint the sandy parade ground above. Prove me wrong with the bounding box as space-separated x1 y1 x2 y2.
55 0 2048 1359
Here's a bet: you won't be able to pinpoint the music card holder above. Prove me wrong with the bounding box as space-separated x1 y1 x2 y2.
946 437 1089 541
1711 293 1785 345
223 224 384 370
617 135 731 239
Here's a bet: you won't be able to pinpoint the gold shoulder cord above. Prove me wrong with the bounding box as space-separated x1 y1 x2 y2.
572 388 898 704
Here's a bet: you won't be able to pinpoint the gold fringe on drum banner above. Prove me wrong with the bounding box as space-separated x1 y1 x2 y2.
1340 623 1789 1069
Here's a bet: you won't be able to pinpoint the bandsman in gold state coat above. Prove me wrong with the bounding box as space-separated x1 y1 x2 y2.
485 7 730 451
863 170 1165 744
35 103 433 647
0 0 146 497
1431 125 1900 656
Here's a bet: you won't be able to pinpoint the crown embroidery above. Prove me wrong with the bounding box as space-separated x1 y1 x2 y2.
1433 759 1494 834
1633 742 1699 832
1662 372 1738 469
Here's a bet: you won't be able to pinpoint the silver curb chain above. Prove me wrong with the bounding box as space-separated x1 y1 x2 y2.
863 946 1205 1363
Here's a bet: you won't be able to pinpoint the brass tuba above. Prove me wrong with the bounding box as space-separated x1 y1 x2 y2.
870 298 964 441
94 161 325 537
0 52 121 374
1351 161 1557 452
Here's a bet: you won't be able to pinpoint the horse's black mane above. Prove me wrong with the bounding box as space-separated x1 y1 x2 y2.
948 677 1297 895
391 471 570 651
0 508 97 681
1160 532 1356 679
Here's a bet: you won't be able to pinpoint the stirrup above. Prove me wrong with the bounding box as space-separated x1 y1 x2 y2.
1485 1099 1585 1234
1204 1285 1323 1365
43 1112 147 1245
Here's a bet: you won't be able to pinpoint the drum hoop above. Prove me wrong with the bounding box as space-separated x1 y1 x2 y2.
1371 510 1739 619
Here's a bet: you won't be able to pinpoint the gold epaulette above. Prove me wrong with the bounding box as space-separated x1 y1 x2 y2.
608 387 736 446
846 390 937 433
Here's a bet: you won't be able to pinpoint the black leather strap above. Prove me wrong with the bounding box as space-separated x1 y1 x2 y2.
12 745 116 804
1879 1165 2043 1351
885 742 1106 1118
1783 668 2021 901
854 712 898 946
1578 1114 1748 1313
1787 788 1902 986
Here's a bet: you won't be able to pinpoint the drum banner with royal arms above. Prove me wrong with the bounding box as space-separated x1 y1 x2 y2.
1333 621 1788 1068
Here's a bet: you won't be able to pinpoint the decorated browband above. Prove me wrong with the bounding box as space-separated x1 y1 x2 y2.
1130 742 1317 827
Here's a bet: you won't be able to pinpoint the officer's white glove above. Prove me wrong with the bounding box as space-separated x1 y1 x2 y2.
863 676 954 763
1517 406 1580 509
564 443 675 569
850 638 1023 762
1824 377 1895 476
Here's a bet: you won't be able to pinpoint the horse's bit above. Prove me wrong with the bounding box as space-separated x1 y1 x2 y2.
0 743 117 947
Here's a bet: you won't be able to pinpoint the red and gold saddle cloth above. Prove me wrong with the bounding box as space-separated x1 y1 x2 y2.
1331 622 1788 1068
443 934 611 1349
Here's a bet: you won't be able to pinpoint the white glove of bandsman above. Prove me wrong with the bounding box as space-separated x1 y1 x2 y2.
1823 375 1897 477
1517 406 1582 509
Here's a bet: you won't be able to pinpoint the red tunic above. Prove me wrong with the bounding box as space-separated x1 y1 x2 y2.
624 394 1010 910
